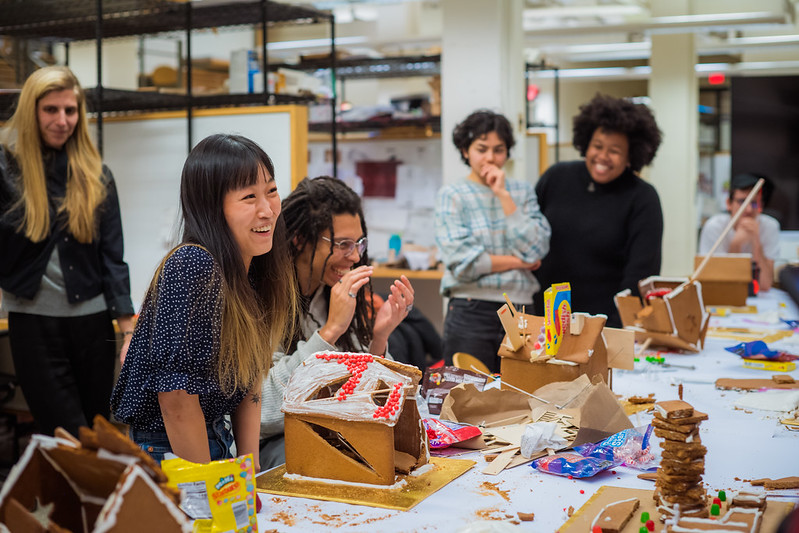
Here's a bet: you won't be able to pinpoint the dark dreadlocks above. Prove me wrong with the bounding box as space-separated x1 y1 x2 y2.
281 176 373 353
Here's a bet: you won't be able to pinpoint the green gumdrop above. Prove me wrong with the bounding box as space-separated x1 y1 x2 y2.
639 527 648 533
711 503 720 516
641 511 650 523
718 490 727 502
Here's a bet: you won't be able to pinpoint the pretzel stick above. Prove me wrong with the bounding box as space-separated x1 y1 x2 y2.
305 385 411 402
691 178 764 282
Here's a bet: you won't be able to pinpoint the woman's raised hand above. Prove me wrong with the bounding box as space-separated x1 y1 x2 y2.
371 275 415 353
318 265 373 345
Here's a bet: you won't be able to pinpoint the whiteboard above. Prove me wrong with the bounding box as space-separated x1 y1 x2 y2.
96 108 302 309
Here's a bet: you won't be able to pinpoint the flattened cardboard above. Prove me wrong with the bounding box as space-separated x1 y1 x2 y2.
614 276 709 353
498 313 624 395
694 254 752 307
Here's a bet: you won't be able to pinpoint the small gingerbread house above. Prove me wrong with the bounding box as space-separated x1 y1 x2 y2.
0 417 190 532
282 352 429 486
498 311 634 395
614 276 709 352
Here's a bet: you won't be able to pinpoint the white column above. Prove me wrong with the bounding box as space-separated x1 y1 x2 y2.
648 0 698 277
440 0 525 186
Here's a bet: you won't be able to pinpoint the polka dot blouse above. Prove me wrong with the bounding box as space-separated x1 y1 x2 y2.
111 245 246 431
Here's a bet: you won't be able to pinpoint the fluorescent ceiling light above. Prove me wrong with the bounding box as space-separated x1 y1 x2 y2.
524 5 646 20
524 10 789 36
528 60 799 80
267 36 366 50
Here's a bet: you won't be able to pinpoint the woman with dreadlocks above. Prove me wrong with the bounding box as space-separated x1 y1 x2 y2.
258 176 414 470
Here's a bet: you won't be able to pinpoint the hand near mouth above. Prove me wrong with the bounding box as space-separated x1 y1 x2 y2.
481 163 506 195
318 265 373 346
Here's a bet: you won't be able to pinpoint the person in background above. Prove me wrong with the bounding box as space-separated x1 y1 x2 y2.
698 173 779 291
259 176 414 471
0 66 135 437
112 134 297 467
435 110 551 373
533 93 663 327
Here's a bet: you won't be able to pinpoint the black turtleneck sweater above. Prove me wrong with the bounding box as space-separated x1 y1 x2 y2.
532 160 663 327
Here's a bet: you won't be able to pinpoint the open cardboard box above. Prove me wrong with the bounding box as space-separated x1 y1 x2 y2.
614 276 710 352
282 353 429 486
0 418 189 532
693 253 752 306
498 311 634 395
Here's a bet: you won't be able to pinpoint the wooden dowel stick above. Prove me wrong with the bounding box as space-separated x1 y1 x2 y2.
636 337 652 356
691 178 764 282
305 385 411 402
467 366 550 404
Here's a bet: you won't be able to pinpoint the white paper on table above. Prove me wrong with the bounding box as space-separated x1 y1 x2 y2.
733 390 799 412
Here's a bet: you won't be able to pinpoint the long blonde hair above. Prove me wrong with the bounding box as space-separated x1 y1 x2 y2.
1 66 105 243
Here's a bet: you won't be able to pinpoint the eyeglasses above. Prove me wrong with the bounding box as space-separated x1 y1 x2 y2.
731 198 759 209
321 236 368 256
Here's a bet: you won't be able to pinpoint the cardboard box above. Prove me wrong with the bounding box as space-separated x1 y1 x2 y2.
497 312 634 396
614 276 710 352
693 254 752 306
282 353 428 486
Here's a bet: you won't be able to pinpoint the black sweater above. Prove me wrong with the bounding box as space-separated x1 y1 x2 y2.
532 161 663 327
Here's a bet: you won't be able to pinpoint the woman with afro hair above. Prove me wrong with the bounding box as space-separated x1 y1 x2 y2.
532 93 664 327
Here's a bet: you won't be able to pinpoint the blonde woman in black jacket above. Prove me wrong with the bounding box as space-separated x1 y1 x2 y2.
0 66 134 437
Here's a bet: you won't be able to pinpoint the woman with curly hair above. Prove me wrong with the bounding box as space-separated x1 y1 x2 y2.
258 176 414 469
435 110 551 373
532 93 664 326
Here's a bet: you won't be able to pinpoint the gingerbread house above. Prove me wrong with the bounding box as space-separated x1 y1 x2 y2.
0 417 190 532
282 352 429 486
615 276 709 352
498 311 634 395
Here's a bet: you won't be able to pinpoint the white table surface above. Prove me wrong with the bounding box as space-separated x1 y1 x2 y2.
254 290 799 532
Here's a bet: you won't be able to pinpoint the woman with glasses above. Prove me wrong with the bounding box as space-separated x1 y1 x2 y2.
258 175 414 470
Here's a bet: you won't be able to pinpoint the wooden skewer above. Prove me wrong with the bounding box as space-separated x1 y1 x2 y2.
691 178 764 282
503 292 516 317
467 366 550 404
636 337 652 356
305 385 411 403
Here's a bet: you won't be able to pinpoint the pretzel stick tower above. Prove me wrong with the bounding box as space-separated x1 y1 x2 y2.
652 400 710 520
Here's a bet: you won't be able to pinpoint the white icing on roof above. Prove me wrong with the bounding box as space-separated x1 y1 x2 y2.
282 351 416 426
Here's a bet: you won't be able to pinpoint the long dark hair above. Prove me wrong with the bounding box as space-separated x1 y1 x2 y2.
146 134 297 394
281 176 371 353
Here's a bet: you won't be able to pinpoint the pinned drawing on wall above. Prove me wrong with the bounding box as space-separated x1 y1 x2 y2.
544 282 571 356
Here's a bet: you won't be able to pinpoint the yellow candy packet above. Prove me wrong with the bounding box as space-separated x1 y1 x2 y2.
162 454 258 533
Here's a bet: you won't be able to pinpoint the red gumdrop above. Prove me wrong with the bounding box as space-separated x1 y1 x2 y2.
646 520 655 531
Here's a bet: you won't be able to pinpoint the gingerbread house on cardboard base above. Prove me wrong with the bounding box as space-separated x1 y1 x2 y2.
281 352 429 486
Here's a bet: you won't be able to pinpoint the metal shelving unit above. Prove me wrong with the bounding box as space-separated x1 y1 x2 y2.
0 0 336 165
290 54 441 136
